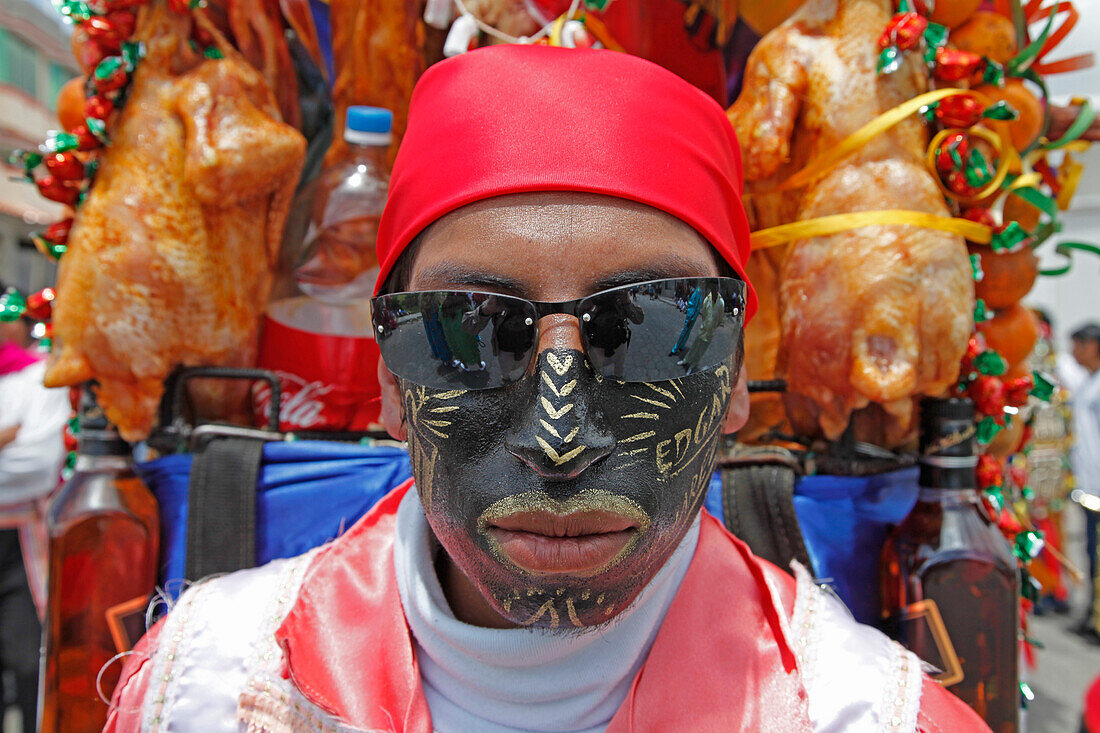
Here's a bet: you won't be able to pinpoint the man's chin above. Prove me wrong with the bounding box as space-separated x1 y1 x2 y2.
466 546 657 630
480 578 645 631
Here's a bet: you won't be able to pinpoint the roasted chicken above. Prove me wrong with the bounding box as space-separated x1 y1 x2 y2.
326 0 426 166
729 0 973 447
44 1 306 441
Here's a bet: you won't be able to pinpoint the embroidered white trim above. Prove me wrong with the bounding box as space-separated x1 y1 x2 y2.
142 577 210 732
791 562 923 732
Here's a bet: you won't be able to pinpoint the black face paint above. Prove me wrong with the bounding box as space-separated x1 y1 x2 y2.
402 348 735 629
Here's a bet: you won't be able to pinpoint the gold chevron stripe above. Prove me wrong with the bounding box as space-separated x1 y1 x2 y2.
536 436 586 465
620 431 656 443
541 396 574 420
540 420 579 442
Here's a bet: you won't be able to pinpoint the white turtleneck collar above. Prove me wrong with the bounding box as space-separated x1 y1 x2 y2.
393 487 700 733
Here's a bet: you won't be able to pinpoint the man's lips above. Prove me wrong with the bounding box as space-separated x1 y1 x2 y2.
487 526 637 575
489 510 638 537
478 491 651 575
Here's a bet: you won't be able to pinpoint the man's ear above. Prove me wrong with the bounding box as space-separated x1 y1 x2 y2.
377 357 407 441
722 363 750 434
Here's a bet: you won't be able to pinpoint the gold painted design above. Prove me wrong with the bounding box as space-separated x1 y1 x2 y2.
535 436 586 466
620 431 656 443
540 396 574 420
643 383 677 401
622 412 659 420
546 352 573 376
652 365 733 478
566 598 582 627
525 599 560 628
580 590 591 601
423 419 453 428
630 394 670 409
541 372 576 397
433 390 468 400
430 405 460 413
539 420 579 443
624 447 649 456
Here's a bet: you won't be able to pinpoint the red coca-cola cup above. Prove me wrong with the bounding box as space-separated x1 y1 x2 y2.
255 298 382 432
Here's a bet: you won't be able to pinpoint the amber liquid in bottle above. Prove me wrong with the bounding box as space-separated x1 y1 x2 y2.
881 397 1019 733
39 412 159 733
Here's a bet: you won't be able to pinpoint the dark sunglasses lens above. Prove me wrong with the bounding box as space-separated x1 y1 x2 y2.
372 291 537 389
581 279 744 382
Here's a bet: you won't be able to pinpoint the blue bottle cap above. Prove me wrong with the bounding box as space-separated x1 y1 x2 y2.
346 106 393 134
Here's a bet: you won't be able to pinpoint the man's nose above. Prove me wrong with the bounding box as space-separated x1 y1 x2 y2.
505 345 615 480
534 312 584 356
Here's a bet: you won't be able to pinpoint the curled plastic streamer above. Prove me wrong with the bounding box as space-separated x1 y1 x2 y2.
750 210 992 250
755 88 971 193
1039 241 1100 276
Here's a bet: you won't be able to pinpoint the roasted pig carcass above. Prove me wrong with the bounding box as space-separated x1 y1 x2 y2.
729 0 973 447
44 1 306 441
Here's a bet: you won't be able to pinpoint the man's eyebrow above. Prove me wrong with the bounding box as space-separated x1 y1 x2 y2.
593 256 716 291
412 264 528 294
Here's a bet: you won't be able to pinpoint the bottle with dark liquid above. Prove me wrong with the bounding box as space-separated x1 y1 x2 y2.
39 392 159 733
881 397 1019 732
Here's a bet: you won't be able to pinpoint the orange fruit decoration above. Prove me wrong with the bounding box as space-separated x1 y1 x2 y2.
969 243 1039 309
1002 193 1041 232
949 11 1018 64
56 76 87 132
929 0 982 29
973 79 1044 151
978 302 1041 369
1001 358 1032 382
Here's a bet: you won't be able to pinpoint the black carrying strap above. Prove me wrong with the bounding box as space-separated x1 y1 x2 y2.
720 461 813 574
185 436 264 580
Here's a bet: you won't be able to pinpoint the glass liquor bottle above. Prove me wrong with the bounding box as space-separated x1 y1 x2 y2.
39 391 159 733
881 397 1019 732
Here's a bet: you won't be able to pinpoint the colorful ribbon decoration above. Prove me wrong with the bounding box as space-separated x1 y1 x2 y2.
1038 241 1100 276
926 125 1017 203
759 88 971 193
749 210 993 251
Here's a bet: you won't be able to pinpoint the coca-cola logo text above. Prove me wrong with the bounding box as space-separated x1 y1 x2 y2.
254 372 335 430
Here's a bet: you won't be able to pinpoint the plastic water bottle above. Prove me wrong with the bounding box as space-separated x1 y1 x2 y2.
257 107 391 432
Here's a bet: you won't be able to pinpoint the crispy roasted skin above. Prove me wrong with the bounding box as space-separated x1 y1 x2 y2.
729 0 973 447
327 0 426 166
44 2 306 441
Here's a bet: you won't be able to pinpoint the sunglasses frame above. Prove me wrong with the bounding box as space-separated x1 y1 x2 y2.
371 276 746 387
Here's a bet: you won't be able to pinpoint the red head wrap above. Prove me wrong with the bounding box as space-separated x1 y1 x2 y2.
375 43 757 319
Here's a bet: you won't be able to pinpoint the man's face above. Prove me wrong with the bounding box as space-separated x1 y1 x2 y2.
1072 338 1100 371
380 192 748 629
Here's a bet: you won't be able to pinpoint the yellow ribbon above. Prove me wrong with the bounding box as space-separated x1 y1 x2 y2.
762 88 971 192
925 125 1020 204
1057 147 1088 210
749 210 993 251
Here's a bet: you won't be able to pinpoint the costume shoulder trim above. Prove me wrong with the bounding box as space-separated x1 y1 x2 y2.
792 563 924 732
139 552 317 732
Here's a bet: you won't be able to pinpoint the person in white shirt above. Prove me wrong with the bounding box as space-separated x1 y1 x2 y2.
1070 322 1100 639
0 293 71 733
